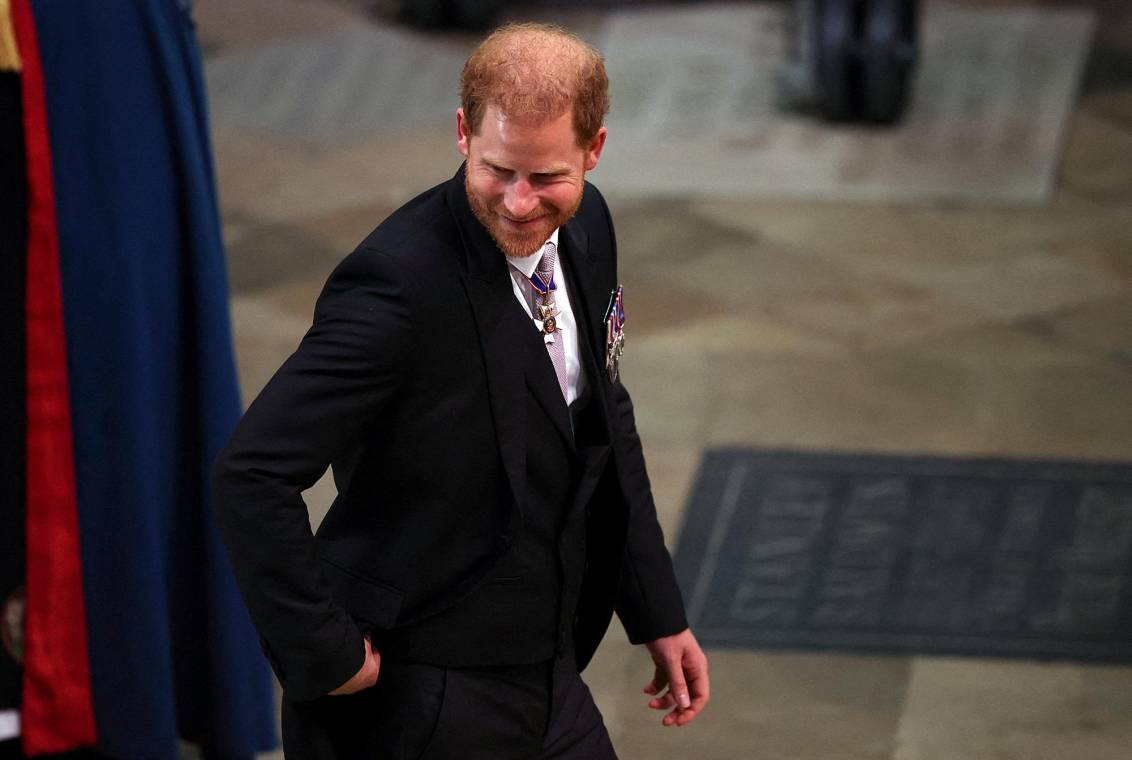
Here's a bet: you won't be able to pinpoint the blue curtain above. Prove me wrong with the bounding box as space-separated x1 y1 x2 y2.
29 1 276 757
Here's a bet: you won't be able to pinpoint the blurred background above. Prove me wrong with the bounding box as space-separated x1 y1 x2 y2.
5 0 1131 757
194 0 1132 758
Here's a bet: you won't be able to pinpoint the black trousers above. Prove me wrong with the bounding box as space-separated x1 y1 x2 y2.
0 741 108 760
282 652 618 760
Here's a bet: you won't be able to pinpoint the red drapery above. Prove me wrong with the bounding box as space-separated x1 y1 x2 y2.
11 0 97 752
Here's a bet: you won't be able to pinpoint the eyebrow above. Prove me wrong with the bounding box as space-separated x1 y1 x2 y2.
482 158 571 176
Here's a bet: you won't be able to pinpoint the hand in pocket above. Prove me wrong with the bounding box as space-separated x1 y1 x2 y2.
329 633 381 695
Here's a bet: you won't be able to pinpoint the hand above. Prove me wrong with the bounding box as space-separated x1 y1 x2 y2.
329 634 380 695
643 628 709 727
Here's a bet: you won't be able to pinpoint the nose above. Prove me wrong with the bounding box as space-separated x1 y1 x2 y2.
503 178 538 219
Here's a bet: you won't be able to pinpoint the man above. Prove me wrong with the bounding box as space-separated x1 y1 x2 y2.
213 22 708 759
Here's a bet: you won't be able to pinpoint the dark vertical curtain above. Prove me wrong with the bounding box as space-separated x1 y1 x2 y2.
11 0 96 749
0 68 26 721
24 0 277 757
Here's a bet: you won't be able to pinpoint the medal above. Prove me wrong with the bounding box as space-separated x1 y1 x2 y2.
536 295 558 338
604 286 626 382
513 260 561 343
527 270 555 296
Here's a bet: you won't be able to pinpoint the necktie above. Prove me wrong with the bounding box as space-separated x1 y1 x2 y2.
517 242 569 402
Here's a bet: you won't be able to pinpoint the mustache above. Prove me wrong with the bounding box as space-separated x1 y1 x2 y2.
498 212 549 223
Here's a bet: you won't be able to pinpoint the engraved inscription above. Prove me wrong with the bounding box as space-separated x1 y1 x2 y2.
730 477 833 626
979 483 1049 630
1066 487 1132 570
1041 486 1132 633
980 557 1034 632
899 481 995 631
689 451 1132 657
812 477 910 628
999 483 1049 552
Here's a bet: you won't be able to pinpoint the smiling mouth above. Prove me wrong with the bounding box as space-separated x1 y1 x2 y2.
500 215 547 229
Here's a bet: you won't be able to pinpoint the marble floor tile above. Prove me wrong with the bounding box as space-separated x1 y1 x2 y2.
588 2 1094 204
599 647 911 760
193 0 367 53
212 126 458 225
224 216 344 294
893 659 1132 760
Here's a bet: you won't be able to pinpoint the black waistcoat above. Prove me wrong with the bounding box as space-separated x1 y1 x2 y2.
376 292 611 667
376 392 608 666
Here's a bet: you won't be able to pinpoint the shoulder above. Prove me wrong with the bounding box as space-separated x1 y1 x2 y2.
578 180 616 242
578 180 613 228
324 176 460 297
575 179 618 269
362 179 458 271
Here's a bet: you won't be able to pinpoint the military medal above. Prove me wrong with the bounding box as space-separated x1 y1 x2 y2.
604 285 626 382
528 270 559 342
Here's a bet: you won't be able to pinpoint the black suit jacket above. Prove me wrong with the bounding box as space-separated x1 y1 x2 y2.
212 165 687 703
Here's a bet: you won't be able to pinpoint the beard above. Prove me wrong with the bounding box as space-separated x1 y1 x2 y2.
465 174 583 258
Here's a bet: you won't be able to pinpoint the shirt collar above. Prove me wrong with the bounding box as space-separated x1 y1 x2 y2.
508 228 560 278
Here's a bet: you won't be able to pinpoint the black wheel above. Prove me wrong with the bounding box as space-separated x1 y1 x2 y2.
860 0 918 123
399 0 502 30
817 0 860 121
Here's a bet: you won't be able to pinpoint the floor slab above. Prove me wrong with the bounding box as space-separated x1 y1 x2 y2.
893 659 1132 760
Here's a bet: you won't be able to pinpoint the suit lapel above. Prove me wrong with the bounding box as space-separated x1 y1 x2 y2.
460 273 529 519
559 215 611 419
448 167 576 523
449 169 529 523
559 218 598 346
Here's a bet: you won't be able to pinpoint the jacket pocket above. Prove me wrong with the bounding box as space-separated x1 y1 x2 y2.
319 557 404 629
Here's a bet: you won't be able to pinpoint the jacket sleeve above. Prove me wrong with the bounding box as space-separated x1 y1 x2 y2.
610 379 690 644
210 246 415 701
585 185 689 643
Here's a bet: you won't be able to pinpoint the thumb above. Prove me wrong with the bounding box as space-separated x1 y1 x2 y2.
363 635 380 683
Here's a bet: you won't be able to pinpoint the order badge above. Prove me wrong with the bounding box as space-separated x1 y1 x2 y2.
604 285 626 383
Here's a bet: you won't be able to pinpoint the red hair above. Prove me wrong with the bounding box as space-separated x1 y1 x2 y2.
460 22 610 147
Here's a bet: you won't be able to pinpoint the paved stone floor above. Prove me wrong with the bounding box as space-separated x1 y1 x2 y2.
194 0 1132 757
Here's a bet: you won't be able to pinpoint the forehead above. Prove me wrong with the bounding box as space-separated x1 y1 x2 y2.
471 105 580 169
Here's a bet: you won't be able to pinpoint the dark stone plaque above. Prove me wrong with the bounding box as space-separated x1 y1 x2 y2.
674 450 1132 660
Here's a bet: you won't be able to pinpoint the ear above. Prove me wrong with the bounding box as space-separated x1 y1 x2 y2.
456 108 471 158
583 126 607 171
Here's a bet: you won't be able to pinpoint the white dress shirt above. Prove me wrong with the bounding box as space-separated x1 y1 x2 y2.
507 228 587 406
0 710 17 741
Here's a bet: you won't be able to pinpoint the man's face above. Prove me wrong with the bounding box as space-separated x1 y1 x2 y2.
458 104 606 257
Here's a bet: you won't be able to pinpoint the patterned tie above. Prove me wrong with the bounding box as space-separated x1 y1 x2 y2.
520 242 569 402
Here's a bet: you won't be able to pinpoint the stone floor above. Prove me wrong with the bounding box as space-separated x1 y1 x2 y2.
193 0 1132 757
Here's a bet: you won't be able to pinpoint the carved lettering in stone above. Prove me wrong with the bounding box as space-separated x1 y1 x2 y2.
811 566 892 628
812 477 909 627
916 480 993 555
831 477 909 566
901 557 977 631
1049 573 1124 633
980 557 1033 631
999 484 1049 552
1065 487 1132 571
729 476 832 625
